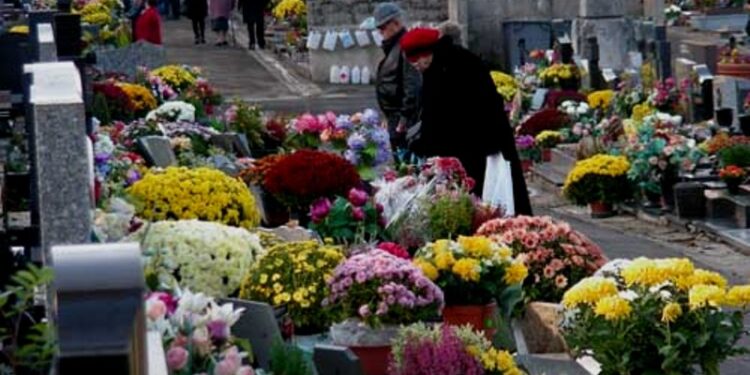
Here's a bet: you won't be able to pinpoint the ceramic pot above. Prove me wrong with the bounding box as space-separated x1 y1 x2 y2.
442 302 497 341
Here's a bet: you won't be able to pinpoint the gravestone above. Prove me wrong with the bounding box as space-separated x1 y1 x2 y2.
572 0 634 70
220 299 282 371
210 133 251 157
137 136 177 167
94 41 166 77
680 40 718 74
53 13 82 59
695 65 714 121
643 0 665 25
36 23 57 62
51 243 146 375
503 22 556 71
515 354 591 375
530 89 549 111
24 61 90 263
314 345 363 375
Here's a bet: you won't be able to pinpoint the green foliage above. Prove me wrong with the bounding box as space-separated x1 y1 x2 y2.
719 144 750 168
427 192 475 240
309 197 383 246
92 92 112 126
227 100 265 150
269 340 313 375
0 264 56 374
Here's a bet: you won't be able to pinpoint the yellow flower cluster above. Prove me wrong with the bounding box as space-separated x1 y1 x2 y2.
9 25 29 34
631 103 654 123
594 295 632 321
240 241 344 327
726 285 750 308
118 83 157 113
620 257 726 291
689 285 725 310
127 167 261 228
535 130 562 148
490 71 518 102
414 236 525 286
563 154 630 189
79 2 112 25
539 63 580 82
273 0 306 19
661 302 682 323
151 65 197 91
562 277 618 308
588 90 615 110
480 347 524 375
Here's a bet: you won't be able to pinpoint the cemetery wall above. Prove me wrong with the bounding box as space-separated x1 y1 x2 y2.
307 0 449 28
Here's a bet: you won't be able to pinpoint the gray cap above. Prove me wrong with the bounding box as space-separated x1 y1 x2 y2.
374 2 403 27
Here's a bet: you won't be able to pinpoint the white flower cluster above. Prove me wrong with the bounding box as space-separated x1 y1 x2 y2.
136 220 265 297
146 100 196 123
560 100 590 118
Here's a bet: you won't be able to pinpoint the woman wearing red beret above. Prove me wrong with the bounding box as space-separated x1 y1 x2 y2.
400 28 532 216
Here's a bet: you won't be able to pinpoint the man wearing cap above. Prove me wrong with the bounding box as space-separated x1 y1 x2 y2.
400 27 533 216
373 2 421 162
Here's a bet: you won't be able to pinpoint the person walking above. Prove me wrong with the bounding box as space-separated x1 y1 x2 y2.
373 2 421 163
209 0 234 46
238 0 269 50
169 0 180 20
399 27 532 215
186 0 207 44
134 0 163 45
127 0 145 41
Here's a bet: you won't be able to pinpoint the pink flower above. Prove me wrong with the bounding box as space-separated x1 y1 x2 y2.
214 359 239 375
146 299 167 321
359 304 371 318
555 274 568 289
571 255 584 267
237 367 255 375
543 266 555 279
166 346 189 370
347 188 369 206
549 258 565 272
377 242 410 259
351 207 365 221
310 198 332 223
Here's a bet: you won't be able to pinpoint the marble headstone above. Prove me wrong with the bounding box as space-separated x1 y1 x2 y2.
530 89 549 111
137 136 177 167
313 345 363 375
210 133 252 157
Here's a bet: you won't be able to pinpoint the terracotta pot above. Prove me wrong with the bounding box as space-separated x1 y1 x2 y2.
589 201 614 219
443 303 497 341
542 148 552 162
717 62 750 80
348 345 392 375
521 159 533 173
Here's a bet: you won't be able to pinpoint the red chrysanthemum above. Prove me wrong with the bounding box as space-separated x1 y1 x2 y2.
518 108 570 136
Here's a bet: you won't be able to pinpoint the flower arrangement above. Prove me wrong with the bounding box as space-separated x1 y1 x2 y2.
587 90 615 110
534 130 562 149
427 190 476 240
145 290 255 374
285 112 334 149
324 250 444 327
92 80 135 124
338 110 391 180
515 135 538 160
308 188 385 246
538 63 580 88
79 1 112 25
705 133 750 155
93 131 146 202
544 90 587 109
377 242 410 259
630 102 654 122
138 220 265 297
390 323 524 375
183 78 222 117
239 154 285 187
420 157 475 191
517 108 569 136
150 65 198 92
647 78 687 113
562 257 750 375
240 241 345 330
720 165 746 181
413 236 527 305
223 100 265 149
127 167 261 228
490 71 518 102
719 47 750 64
118 82 157 115
563 154 632 206
273 0 306 19
477 216 607 303
146 101 196 122
262 150 361 209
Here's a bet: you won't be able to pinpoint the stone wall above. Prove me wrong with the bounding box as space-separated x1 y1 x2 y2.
307 0 448 28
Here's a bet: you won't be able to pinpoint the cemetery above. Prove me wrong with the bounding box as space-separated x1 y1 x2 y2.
4 0 750 374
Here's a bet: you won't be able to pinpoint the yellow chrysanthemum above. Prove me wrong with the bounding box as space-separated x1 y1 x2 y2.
588 90 615 109
452 258 481 282
725 285 750 308
620 257 669 287
562 277 618 308
594 295 632 321
458 236 493 258
117 83 157 113
563 154 630 191
689 284 726 310
661 302 683 323
504 261 528 285
150 65 197 91
273 0 306 19
535 130 562 148
434 249 456 271
490 71 518 101
414 259 439 281
631 103 654 123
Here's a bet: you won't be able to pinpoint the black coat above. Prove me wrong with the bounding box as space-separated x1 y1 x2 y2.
238 0 268 22
185 0 207 20
376 29 421 142
415 37 532 216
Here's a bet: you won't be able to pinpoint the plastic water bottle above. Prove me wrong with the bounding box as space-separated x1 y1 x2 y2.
329 65 340 84
361 66 371 85
339 65 351 84
351 66 361 85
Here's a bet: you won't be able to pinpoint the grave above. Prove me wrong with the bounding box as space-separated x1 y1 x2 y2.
679 40 718 74
51 243 147 374
713 75 750 128
137 136 177 168
313 345 363 375
219 298 283 371
515 354 591 375
571 0 635 71
36 23 57 62
93 41 166 78
24 61 90 263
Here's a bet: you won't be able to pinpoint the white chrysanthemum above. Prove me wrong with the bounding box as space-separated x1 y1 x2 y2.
146 100 196 122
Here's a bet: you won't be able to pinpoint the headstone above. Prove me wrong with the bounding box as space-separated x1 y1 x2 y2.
24 61 90 263
674 182 706 219
53 13 82 58
313 345 364 375
653 26 671 80
579 0 623 18
572 0 634 70
695 65 714 121
586 37 603 90
36 23 57 62
210 133 251 157
515 354 590 375
644 0 666 25
530 89 549 111
680 40 718 73
93 42 166 77
137 136 177 167
51 243 146 375
219 299 282 371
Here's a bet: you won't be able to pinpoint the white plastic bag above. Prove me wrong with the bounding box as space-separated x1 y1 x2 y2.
307 30 322 50
339 30 355 49
322 30 337 51
482 152 515 216
355 30 371 47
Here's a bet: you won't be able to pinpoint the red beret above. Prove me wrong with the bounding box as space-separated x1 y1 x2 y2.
400 28 440 62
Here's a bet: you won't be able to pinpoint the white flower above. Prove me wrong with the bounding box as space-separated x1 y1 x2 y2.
618 290 639 301
207 302 245 327
178 290 211 314
146 101 196 122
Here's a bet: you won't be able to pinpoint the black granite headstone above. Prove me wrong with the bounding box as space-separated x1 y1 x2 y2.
220 299 283 370
137 136 177 167
313 345 364 375
53 13 81 58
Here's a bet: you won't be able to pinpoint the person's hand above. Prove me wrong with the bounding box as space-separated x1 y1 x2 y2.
396 120 407 133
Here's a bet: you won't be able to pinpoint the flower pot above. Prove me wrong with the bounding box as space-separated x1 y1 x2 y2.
348 345 392 375
716 107 734 127
740 115 750 136
521 159 533 173
589 201 614 219
542 148 552 162
442 303 497 341
717 62 750 80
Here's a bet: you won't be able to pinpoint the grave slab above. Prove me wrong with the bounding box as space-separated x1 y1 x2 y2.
137 136 177 168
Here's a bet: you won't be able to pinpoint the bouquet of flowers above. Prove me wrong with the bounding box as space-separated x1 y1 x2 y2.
563 154 632 206
272 0 306 20
720 165 746 193
517 108 569 136
239 154 286 187
534 130 562 149
118 82 158 116
413 236 527 306
308 188 386 246
183 78 222 117
324 249 444 327
149 65 199 93
538 63 580 88
285 112 335 149
146 101 196 123
427 190 476 240
93 131 146 202
515 135 538 161
477 216 606 303
240 241 345 330
223 100 265 150
562 257 750 375
338 109 391 181
647 78 687 113
587 90 615 111
145 290 256 375
78 1 112 26
390 323 524 375
490 71 518 102
703 133 750 155
261 150 361 209
127 167 261 228
92 80 135 124
137 220 265 297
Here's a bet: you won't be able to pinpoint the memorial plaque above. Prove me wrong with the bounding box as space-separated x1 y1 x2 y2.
220 299 282 370
530 89 549 111
137 136 177 167
313 345 364 375
515 354 590 375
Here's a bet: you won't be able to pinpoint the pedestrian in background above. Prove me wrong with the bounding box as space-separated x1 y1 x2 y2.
400 27 532 215
134 0 163 45
209 0 234 46
238 0 269 50
127 0 145 41
186 0 207 44
169 0 180 19
373 2 421 163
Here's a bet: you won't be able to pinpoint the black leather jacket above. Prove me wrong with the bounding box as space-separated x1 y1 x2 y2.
376 29 421 135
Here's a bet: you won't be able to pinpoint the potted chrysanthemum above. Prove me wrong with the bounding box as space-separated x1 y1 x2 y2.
324 249 444 375
563 154 631 218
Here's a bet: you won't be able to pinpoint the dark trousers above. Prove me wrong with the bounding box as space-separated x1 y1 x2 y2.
247 14 265 48
169 0 180 19
192 18 205 40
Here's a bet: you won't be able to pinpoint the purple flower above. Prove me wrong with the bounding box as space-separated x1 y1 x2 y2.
95 152 111 163
347 188 369 206
344 149 359 165
351 206 365 221
362 109 380 127
347 133 367 150
358 304 371 318
207 320 230 342
125 169 142 185
370 128 390 146
336 115 354 131
310 198 332 223
515 135 535 149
